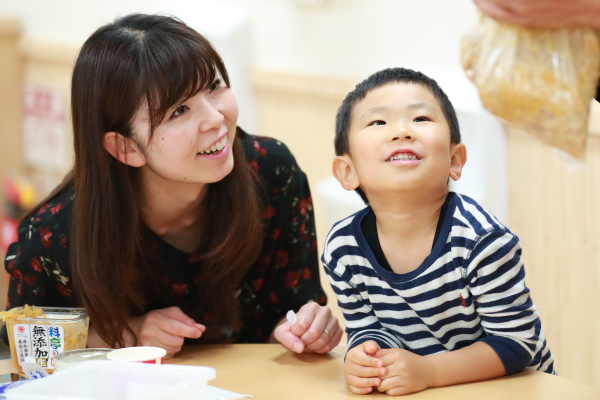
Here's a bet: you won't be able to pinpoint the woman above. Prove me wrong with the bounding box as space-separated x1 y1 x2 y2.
3 14 342 357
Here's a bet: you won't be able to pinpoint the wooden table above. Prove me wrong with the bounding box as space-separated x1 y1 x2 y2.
0 345 599 399
170 345 600 399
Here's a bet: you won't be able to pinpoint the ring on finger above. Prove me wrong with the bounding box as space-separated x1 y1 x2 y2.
323 329 331 339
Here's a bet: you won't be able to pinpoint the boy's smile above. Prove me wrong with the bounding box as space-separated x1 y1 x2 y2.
386 148 422 164
334 82 466 201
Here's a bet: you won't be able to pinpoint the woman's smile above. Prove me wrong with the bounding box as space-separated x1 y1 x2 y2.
198 135 228 155
197 136 231 160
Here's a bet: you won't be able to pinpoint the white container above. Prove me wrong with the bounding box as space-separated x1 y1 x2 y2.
5 360 216 400
53 348 112 372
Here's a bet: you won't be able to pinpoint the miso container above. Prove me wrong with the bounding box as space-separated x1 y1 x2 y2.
3 306 89 374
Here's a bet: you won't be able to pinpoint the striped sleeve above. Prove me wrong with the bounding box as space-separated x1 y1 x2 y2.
466 229 541 375
322 229 402 353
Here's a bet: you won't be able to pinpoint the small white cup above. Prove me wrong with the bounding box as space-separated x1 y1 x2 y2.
107 346 167 365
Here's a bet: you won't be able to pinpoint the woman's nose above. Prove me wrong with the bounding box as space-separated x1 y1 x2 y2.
198 101 225 133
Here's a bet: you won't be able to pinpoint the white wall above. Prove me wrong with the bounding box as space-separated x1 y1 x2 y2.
0 0 479 78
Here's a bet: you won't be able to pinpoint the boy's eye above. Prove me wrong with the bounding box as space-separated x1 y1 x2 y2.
369 120 386 126
171 105 188 118
414 116 429 122
210 79 222 92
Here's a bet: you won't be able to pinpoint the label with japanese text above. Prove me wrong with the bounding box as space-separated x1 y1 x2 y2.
13 324 65 369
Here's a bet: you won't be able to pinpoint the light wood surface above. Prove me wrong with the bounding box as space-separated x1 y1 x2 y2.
169 344 600 399
2 345 595 399
177 345 600 400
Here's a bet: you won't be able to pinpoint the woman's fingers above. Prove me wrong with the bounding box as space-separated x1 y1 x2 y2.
473 0 517 24
160 307 205 330
306 315 341 352
156 315 203 339
135 321 184 357
132 307 204 358
323 326 344 352
274 320 305 353
290 302 321 338
298 305 331 346
153 331 186 357
275 303 341 354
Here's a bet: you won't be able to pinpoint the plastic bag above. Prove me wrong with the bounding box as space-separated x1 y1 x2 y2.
461 15 600 159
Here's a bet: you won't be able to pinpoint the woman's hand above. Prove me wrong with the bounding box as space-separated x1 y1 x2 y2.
128 307 205 358
474 0 600 28
273 302 343 354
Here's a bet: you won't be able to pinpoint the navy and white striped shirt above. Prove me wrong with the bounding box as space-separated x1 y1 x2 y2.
322 192 555 375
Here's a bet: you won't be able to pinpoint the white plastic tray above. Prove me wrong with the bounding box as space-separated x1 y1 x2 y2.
6 360 216 400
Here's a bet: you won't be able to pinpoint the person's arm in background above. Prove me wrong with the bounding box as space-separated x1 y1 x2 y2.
474 0 600 28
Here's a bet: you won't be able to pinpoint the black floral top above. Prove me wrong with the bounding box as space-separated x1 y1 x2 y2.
3 134 326 344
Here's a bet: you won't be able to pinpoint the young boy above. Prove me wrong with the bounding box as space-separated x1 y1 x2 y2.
323 68 555 396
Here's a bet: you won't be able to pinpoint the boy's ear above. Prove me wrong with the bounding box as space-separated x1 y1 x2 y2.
332 155 361 191
449 143 467 181
103 132 146 167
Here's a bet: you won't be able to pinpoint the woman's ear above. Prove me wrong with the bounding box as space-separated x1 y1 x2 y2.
449 143 467 181
332 155 360 191
103 132 146 167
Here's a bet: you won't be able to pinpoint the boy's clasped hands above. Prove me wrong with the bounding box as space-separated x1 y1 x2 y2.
345 341 434 396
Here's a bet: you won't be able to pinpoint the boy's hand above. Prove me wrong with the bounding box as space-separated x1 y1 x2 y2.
375 348 435 396
344 341 388 395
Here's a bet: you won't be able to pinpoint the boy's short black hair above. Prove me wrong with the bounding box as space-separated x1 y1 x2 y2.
334 67 461 204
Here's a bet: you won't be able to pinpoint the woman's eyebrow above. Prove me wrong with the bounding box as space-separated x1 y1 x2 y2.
407 102 438 114
360 105 391 120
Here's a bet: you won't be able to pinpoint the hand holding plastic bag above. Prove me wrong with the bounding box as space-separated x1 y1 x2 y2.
461 15 600 158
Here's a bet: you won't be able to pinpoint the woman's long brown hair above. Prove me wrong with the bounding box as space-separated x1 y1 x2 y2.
25 14 263 347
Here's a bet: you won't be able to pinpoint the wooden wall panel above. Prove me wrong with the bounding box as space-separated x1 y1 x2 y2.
20 40 78 199
0 19 24 312
506 123 600 389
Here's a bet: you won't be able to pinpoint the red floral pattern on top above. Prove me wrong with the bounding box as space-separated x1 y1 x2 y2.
3 133 326 345
39 227 52 249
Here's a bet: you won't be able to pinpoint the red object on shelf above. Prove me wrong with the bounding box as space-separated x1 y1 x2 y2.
3 179 19 205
